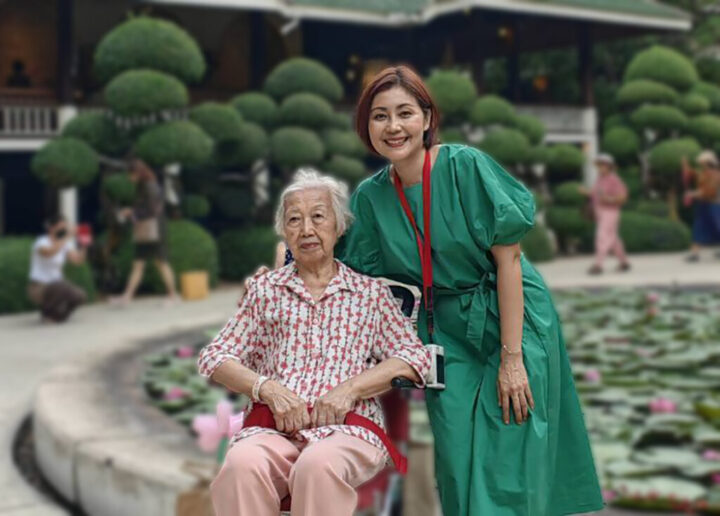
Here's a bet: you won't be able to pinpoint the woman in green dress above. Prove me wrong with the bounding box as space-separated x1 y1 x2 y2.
337 66 604 515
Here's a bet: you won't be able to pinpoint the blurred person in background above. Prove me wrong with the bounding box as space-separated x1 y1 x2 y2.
110 159 178 306
682 150 720 262
338 65 603 516
579 153 631 275
28 214 88 322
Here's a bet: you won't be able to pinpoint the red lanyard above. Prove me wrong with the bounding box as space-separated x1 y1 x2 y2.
392 149 434 341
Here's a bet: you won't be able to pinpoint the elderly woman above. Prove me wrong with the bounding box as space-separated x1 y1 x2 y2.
197 169 431 516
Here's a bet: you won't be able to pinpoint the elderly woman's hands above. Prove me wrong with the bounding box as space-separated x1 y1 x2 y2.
259 380 311 435
497 354 535 425
311 383 358 427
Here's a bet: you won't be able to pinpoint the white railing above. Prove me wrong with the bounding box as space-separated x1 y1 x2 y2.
0 104 59 137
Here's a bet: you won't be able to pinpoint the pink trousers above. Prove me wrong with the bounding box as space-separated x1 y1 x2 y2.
210 432 386 516
594 208 627 266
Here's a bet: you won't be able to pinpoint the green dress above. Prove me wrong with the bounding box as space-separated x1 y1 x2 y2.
337 144 604 516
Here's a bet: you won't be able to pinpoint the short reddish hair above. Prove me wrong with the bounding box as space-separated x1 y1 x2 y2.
354 65 439 155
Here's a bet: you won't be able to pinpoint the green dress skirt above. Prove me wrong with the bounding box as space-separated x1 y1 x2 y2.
337 144 604 516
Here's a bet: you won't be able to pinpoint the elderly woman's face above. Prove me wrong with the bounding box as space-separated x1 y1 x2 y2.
284 188 338 265
368 86 429 162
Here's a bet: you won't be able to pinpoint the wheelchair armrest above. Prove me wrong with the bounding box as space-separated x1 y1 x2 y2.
390 344 445 390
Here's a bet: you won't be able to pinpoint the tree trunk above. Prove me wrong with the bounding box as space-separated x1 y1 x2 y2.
667 186 679 221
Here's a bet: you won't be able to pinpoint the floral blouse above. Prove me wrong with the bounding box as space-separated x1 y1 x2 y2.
198 260 431 457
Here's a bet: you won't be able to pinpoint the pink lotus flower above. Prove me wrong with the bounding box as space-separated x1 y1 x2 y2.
602 490 617 502
649 397 677 414
702 449 720 461
163 386 189 401
176 346 195 358
645 292 660 304
712 473 720 485
192 400 245 454
584 369 601 383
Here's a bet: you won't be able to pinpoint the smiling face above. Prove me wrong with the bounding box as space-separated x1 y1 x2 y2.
283 187 338 268
368 86 430 162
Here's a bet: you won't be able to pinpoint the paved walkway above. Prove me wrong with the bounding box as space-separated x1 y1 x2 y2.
1 251 718 515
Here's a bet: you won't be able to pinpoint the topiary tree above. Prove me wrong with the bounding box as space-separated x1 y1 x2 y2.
609 45 706 219
264 57 343 103
425 69 477 124
31 138 99 188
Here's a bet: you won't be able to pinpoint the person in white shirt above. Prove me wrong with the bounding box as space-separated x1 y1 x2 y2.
28 214 88 322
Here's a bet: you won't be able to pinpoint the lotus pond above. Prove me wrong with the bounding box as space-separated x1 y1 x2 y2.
143 288 720 513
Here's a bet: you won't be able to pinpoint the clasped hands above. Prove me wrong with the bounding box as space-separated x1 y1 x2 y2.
258 380 358 435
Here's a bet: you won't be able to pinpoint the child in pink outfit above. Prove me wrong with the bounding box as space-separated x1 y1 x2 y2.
580 154 631 275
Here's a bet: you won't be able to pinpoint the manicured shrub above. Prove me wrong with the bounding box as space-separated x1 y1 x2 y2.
624 46 698 91
425 70 477 122
189 102 244 143
546 144 585 180
439 127 467 144
104 69 188 117
617 80 678 107
602 126 640 163
630 105 688 132
270 127 325 168
479 128 530 166
648 138 701 183
218 227 277 280
62 112 131 157
322 129 366 159
619 211 691 252
676 93 711 116
553 181 586 207
94 16 205 83
230 92 278 129
323 155 367 186
469 95 516 127
264 57 343 102
514 114 545 145
521 224 555 262
225 122 270 168
31 138 99 188
102 173 136 205
135 121 213 168
278 93 335 129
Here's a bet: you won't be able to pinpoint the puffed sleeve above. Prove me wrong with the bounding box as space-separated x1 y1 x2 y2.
372 283 431 387
455 147 535 249
336 188 382 275
197 279 263 378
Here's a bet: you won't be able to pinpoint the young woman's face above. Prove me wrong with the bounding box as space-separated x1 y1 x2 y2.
368 86 430 162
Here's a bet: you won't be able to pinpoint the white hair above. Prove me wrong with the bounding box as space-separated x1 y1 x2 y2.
274 168 355 238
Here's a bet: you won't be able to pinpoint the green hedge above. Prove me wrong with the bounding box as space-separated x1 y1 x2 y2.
633 200 669 218
212 183 254 220
226 122 270 168
624 45 698 91
692 81 720 112
110 219 218 294
94 16 205 84
648 137 701 181
425 70 477 122
323 155 367 186
546 144 584 180
687 114 720 145
677 92 711 116
616 79 678 106
102 173 136 205
270 127 325 168
602 126 640 163
514 114 545 146
31 138 99 188
322 129 366 159
521 224 555 262
278 93 335 129
619 212 690 252
553 181 586 207
469 95 516 127
630 104 688 132
104 69 189 117
62 112 131 157
231 92 278 129
218 227 277 280
546 206 593 251
189 102 244 143
264 57 343 102
135 121 213 168
479 128 530 166
0 237 96 314
439 127 467 144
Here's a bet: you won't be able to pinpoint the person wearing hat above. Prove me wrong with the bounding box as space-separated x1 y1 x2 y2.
579 153 631 275
682 150 720 262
